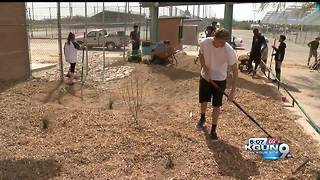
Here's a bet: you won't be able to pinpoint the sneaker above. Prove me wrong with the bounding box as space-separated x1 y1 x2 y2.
252 70 256 76
210 131 218 142
196 118 206 130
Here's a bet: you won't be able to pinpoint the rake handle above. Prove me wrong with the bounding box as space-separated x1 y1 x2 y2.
208 79 273 138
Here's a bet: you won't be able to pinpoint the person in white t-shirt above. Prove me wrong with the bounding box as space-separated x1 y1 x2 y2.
197 28 238 142
64 32 86 85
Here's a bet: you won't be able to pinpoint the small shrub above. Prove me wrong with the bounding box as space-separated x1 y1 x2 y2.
42 117 49 129
108 99 114 110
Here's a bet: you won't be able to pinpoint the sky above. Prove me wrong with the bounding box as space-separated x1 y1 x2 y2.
25 2 300 21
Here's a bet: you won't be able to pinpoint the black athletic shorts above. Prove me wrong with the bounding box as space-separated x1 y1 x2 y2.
199 76 227 107
69 63 76 73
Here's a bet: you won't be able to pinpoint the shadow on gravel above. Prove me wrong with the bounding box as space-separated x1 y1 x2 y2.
0 158 61 180
203 127 260 180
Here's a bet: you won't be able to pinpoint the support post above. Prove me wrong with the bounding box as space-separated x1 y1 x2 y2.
224 2 233 43
102 2 106 81
192 5 195 18
49 7 53 39
85 2 88 76
150 5 159 43
123 2 128 59
57 2 63 81
28 8 33 38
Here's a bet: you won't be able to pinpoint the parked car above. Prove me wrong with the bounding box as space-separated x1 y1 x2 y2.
75 29 130 51
250 24 260 29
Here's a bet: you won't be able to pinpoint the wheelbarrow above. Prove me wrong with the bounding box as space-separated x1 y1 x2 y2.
238 52 250 72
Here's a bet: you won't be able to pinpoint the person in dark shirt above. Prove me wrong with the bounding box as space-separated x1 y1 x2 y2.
205 25 216 38
272 35 286 82
248 28 267 76
307 37 320 66
130 24 140 51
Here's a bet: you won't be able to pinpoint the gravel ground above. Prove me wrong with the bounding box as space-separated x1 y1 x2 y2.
1 54 320 179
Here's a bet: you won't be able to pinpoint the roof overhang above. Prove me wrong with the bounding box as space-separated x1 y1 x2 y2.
139 2 255 7
146 16 190 21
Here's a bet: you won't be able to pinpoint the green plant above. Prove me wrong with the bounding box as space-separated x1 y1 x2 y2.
108 99 114 110
58 87 67 97
42 117 49 129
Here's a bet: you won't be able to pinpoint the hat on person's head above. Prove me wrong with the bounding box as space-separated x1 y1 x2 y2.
133 24 138 28
316 37 320 40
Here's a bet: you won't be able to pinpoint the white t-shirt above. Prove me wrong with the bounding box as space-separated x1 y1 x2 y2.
199 37 237 81
64 41 78 63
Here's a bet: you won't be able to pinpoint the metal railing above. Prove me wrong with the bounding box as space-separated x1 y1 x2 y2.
260 60 320 134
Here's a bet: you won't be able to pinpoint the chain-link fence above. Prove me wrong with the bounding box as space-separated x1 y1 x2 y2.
26 2 193 84
265 29 320 45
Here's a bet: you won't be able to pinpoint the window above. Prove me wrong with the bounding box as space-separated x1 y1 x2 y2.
87 31 97 37
98 30 107 36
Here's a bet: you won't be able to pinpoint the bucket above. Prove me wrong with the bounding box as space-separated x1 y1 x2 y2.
141 41 152 55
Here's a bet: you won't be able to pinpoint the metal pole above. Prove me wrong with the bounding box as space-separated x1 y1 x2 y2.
28 8 33 38
49 7 53 39
97 2 99 14
69 2 72 18
146 17 148 41
223 3 233 43
123 2 128 59
102 2 106 81
197 5 200 18
268 39 276 79
69 3 72 35
57 2 63 81
32 2 35 21
139 5 142 33
187 5 189 15
175 6 177 16
85 2 88 76
150 5 159 43
193 5 195 18
202 5 205 18
25 3 32 78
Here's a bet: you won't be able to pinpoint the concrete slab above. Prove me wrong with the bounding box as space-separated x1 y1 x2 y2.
31 63 56 72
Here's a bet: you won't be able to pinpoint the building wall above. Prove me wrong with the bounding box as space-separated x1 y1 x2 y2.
157 18 183 50
183 25 198 45
0 3 30 81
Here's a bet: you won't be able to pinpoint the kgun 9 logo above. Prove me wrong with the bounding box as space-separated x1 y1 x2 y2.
245 138 291 160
